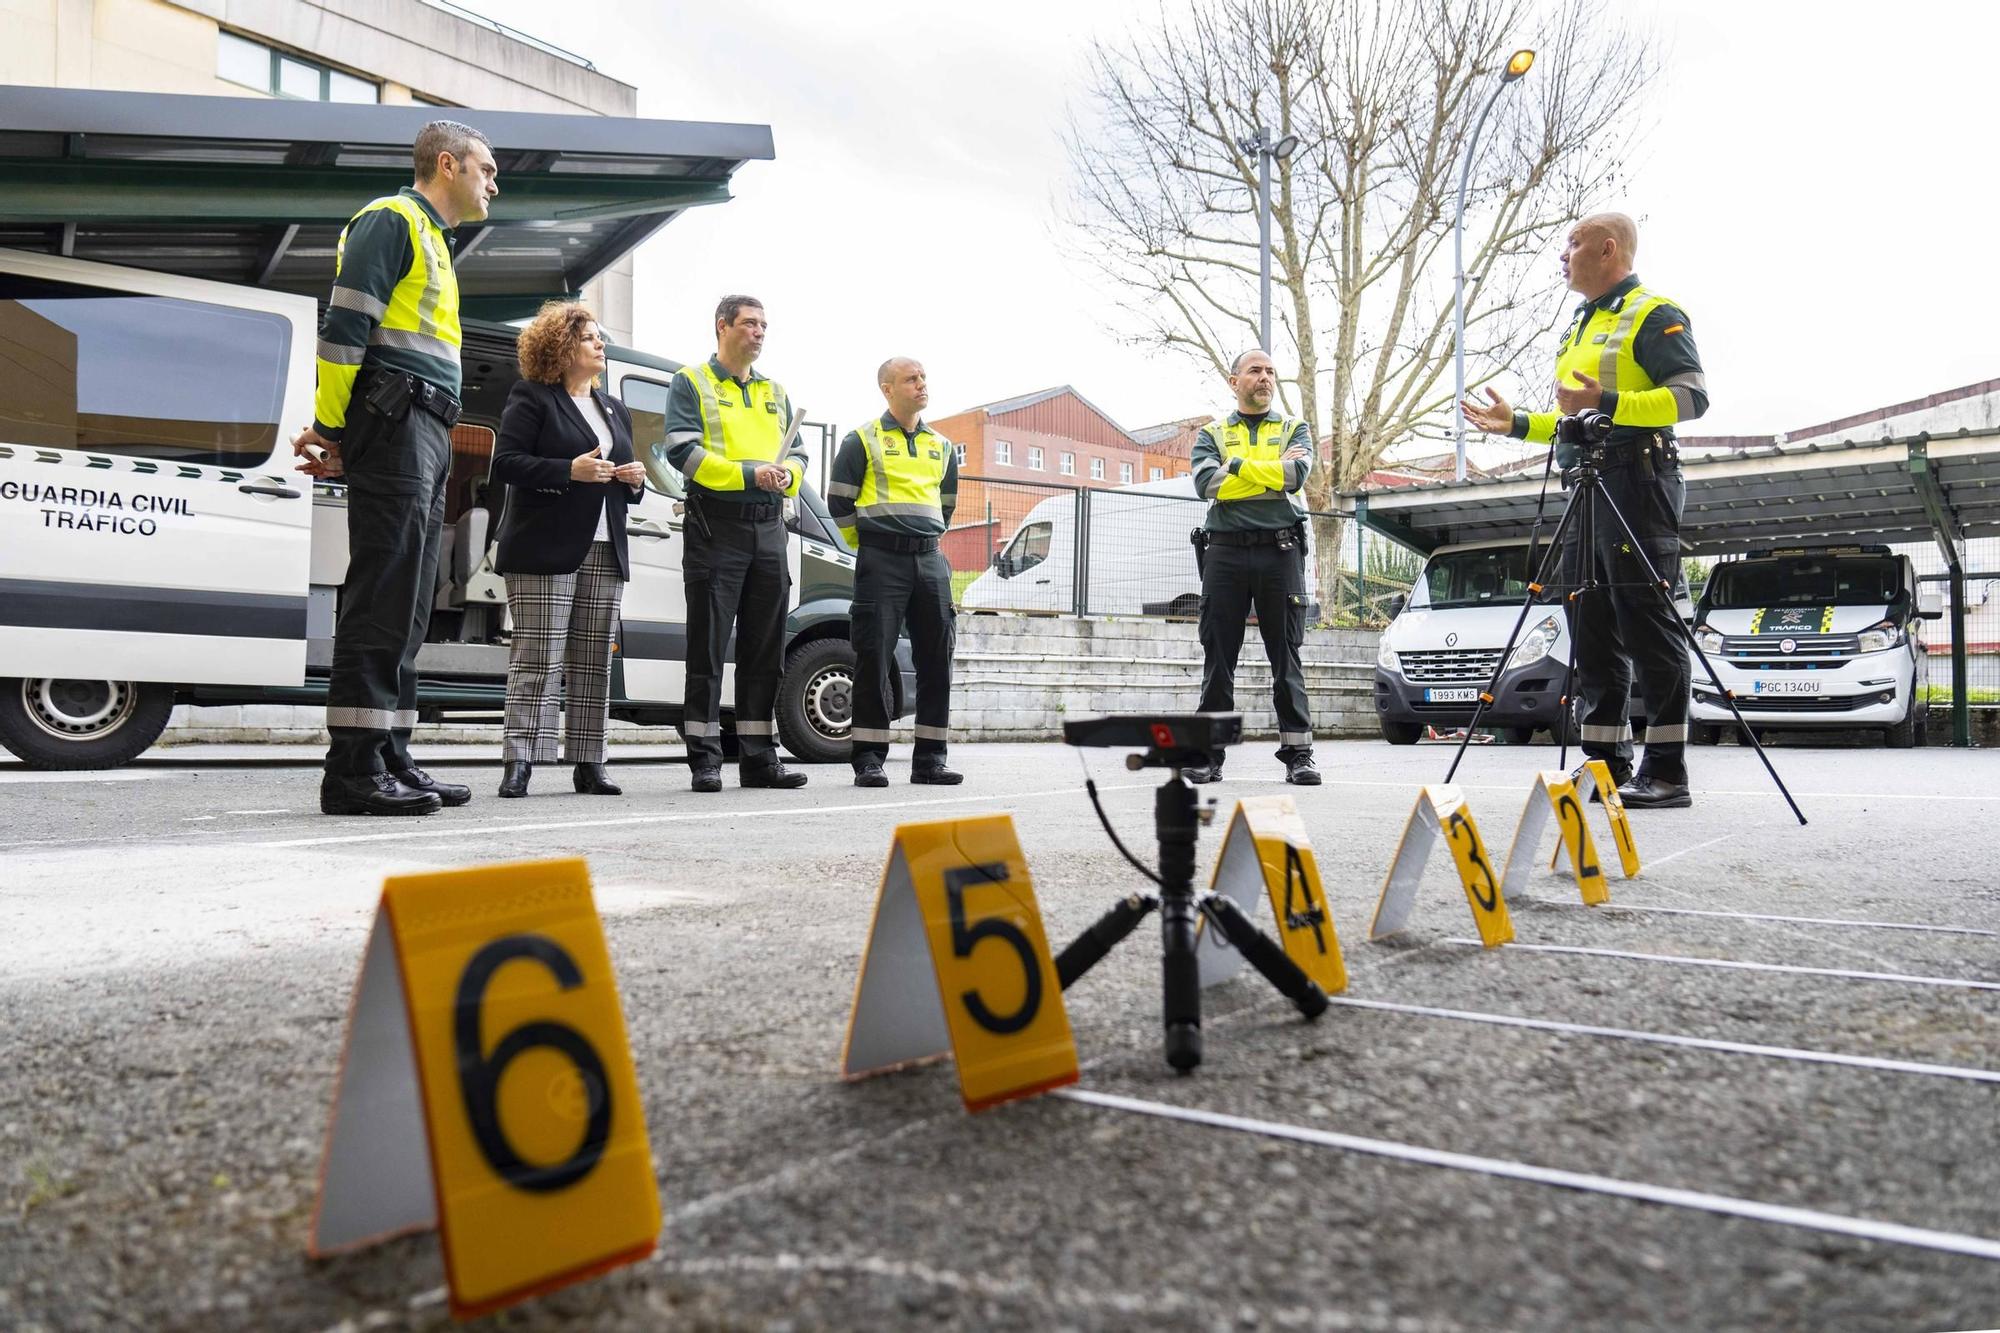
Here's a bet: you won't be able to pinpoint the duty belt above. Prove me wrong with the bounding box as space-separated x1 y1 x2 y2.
690 494 781 522
859 533 940 554
1204 525 1300 547
410 378 461 428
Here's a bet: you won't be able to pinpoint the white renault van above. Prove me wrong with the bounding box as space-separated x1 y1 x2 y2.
0 247 896 769
1688 544 1938 747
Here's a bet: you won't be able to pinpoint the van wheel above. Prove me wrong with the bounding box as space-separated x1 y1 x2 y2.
1884 706 1918 748
1690 723 1721 746
778 638 856 764
0 678 174 770
1378 718 1421 745
1504 726 1537 746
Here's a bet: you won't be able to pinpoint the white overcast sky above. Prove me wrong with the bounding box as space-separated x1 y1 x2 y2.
473 0 1997 457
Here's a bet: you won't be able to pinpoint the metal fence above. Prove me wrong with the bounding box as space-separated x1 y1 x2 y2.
945 474 1413 622
1909 535 2000 705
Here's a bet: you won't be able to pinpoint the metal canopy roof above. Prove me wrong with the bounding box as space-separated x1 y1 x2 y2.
0 87 774 317
1347 428 2000 563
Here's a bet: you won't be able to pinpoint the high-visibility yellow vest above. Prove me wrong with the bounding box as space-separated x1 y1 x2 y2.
1209 415 1308 506
1523 284 1678 445
313 192 461 433
851 419 951 530
674 360 800 497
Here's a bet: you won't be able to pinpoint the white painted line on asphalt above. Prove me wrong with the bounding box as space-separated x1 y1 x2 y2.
1223 775 2000 802
242 781 1155 850
1639 834 1728 869
0 770 158 784
1537 899 2000 939
1326 997 2000 1084
1058 1087 2000 1263
1440 939 2000 992
224 808 292 816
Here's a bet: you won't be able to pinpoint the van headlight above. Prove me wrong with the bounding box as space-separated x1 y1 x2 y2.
1693 623 1723 654
1377 638 1401 674
1856 620 1903 653
1506 615 1561 671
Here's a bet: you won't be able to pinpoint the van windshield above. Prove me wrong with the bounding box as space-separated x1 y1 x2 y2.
1707 557 1902 608
1419 546 1536 608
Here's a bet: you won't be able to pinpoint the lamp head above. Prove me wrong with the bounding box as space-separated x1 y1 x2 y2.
1273 132 1300 160
1503 49 1535 82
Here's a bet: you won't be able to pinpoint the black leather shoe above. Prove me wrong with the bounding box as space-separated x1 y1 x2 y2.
691 766 723 793
854 761 889 788
1182 757 1224 785
497 761 532 798
321 771 442 816
741 762 808 789
1284 753 1322 786
573 763 621 796
911 761 963 786
1572 762 1633 804
1618 775 1692 809
395 767 471 807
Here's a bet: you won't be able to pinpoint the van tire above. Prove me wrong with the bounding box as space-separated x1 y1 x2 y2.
1378 718 1422 745
1504 726 1537 746
1690 723 1721 746
1884 705 1918 748
777 637 856 764
0 678 175 770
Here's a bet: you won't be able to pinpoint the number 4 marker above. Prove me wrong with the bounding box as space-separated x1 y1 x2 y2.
842 815 1078 1111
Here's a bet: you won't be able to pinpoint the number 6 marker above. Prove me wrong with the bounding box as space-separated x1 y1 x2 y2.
843 815 1078 1111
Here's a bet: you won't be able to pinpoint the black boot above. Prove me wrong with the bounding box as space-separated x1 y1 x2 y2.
910 759 963 785
1182 753 1224 785
1283 752 1321 786
1618 773 1692 809
573 763 621 795
395 766 471 807
740 761 808 789
498 761 532 798
853 759 889 788
321 771 442 816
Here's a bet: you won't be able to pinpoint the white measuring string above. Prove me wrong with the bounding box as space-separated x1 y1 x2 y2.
1325 997 2000 1084
1056 1088 2000 1263
1529 899 1999 938
1439 940 2000 992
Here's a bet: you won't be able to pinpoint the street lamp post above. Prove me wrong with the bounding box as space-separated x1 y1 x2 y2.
1452 48 1535 482
1239 126 1300 353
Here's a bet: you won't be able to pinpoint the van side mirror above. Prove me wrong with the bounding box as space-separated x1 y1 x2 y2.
994 554 1015 578
1386 592 1407 617
1917 583 1944 619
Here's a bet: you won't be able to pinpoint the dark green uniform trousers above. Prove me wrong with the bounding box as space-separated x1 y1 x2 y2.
682 499 790 770
324 385 452 776
1196 534 1314 766
849 543 953 766
1560 463 1690 782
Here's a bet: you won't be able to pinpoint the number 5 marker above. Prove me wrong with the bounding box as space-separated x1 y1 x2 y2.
842 814 1078 1111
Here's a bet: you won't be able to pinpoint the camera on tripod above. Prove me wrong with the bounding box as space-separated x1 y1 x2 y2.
1555 408 1615 447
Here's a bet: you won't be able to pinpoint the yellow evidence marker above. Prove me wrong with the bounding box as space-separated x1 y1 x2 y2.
1195 795 1347 995
841 814 1078 1112
1557 759 1642 879
1502 770 1609 906
308 859 660 1321
1369 785 1514 948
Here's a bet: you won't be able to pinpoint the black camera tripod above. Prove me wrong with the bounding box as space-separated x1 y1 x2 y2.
1055 721 1329 1072
1443 437 1806 826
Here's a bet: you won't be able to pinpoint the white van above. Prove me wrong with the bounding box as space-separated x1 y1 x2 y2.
0 247 895 770
1371 536 1690 745
961 475 1320 617
1689 545 1939 747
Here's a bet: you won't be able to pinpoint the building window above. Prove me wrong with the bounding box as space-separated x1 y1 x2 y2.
1089 457 1105 481
218 31 380 103
1149 467 1164 481
1120 462 1134 484
1027 446 1045 472
1059 451 1075 476
993 439 1011 466
954 443 967 465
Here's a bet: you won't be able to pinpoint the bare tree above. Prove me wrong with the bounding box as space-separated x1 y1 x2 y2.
1063 0 1654 606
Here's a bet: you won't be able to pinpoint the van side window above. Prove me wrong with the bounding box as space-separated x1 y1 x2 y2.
617 374 685 500
1003 521 1052 576
0 274 290 466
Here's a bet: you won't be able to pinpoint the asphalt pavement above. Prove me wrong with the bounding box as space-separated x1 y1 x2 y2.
2 739 1997 1331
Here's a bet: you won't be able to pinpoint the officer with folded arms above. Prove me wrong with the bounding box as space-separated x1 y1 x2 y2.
292 120 497 816
826 358 961 787
661 295 812 793
1186 350 1320 786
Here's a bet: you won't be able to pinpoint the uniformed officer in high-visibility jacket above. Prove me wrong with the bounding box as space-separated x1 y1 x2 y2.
826 358 961 787
292 121 497 816
1462 211 1709 809
1186 350 1321 787
661 295 811 792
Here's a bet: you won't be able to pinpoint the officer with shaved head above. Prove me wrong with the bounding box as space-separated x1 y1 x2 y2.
1461 211 1710 808
826 358 961 787
1185 348 1320 786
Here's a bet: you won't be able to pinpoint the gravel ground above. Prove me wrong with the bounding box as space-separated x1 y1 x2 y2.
1 740 1996 1332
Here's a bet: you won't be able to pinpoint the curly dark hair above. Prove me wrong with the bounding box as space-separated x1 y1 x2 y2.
516 300 601 386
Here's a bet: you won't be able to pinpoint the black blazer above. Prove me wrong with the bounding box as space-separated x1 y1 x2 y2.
491 379 646 579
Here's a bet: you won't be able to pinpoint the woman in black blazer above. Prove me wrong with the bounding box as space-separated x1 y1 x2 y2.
490 301 647 798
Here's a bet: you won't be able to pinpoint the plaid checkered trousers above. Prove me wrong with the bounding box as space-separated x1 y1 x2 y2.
502 541 625 764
